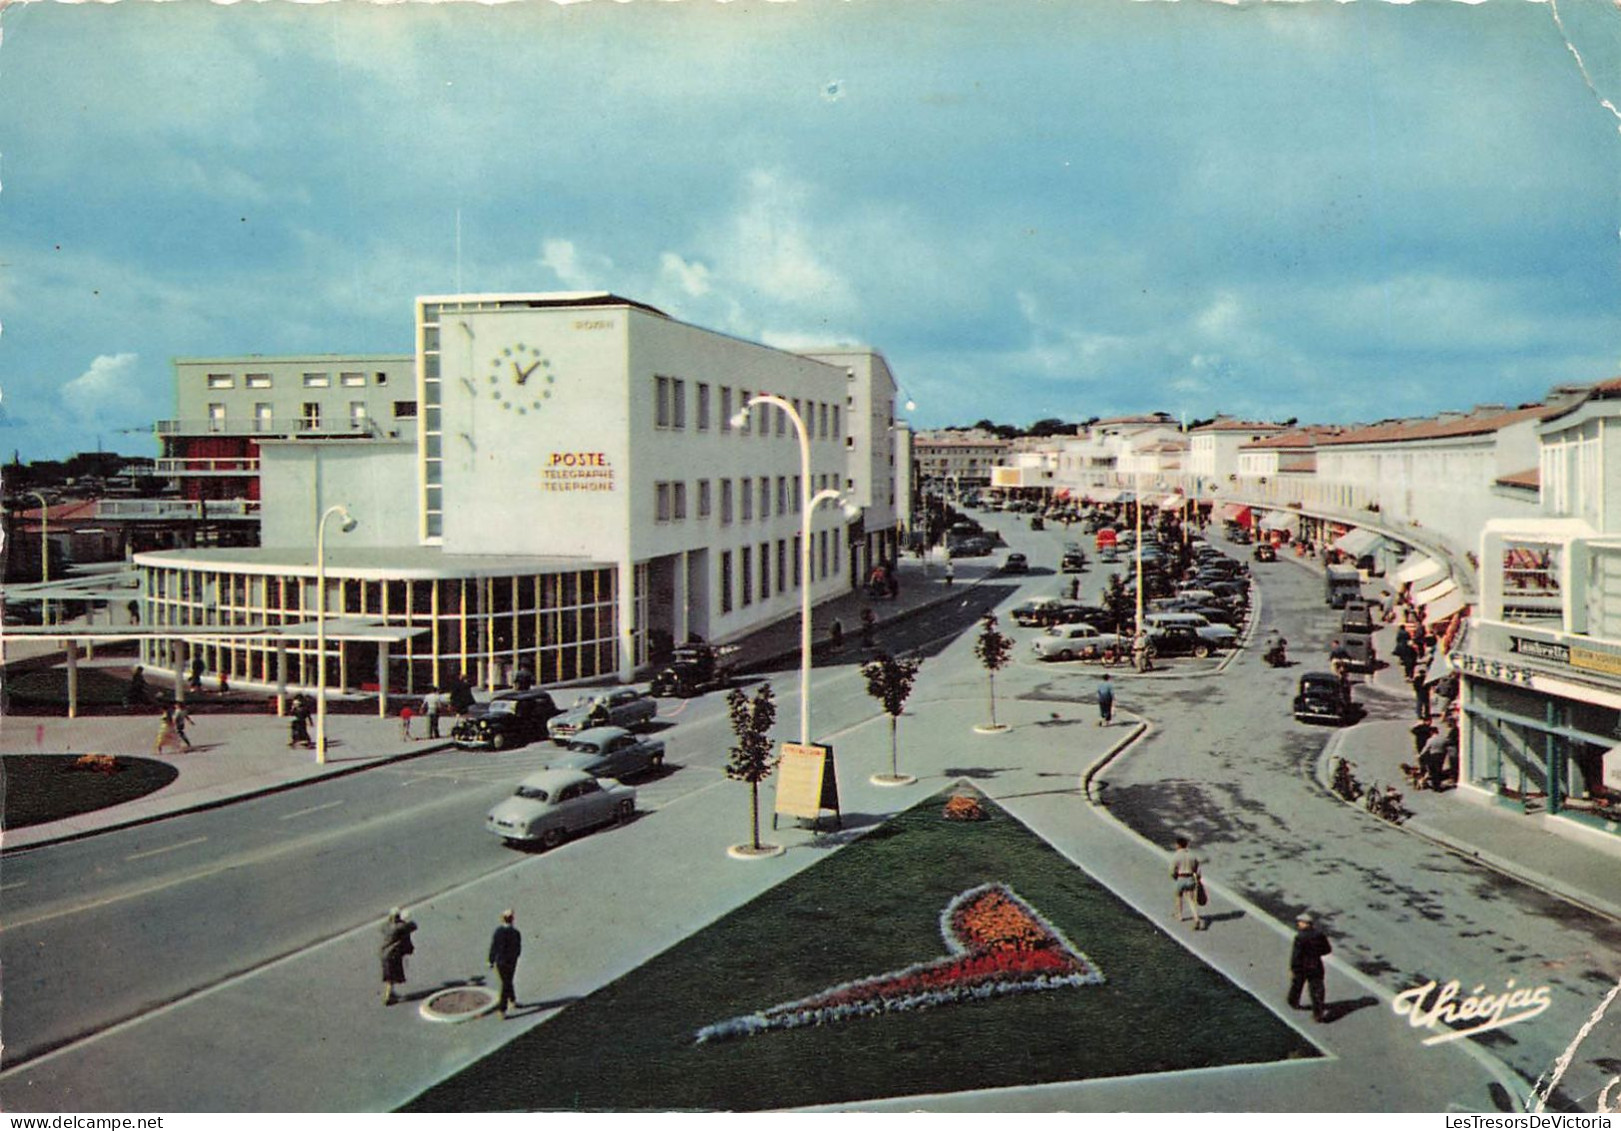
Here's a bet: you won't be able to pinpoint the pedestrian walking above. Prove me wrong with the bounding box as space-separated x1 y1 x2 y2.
1095 673 1115 726
1412 662 1433 719
1287 913 1333 1023
450 675 475 718
400 703 415 742
828 618 845 652
1170 836 1204 929
188 655 205 694
1392 632 1417 682
1132 631 1154 673
944 559 955 586
288 694 314 749
172 702 195 750
380 907 417 1006
125 666 150 707
512 666 536 692
422 688 444 739
487 909 523 1018
154 705 185 756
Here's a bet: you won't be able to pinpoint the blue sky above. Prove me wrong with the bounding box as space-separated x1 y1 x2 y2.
3 0 1620 461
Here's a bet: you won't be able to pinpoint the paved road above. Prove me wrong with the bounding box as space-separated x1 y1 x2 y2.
1094 532 1621 1112
0 578 1013 1071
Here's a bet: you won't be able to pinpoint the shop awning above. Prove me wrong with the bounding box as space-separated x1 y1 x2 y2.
1259 511 1299 533
1218 503 1252 524
1422 587 1470 622
1159 493 1187 512
1414 577 1458 610
1332 528 1388 558
1053 488 1071 500
1394 554 1445 587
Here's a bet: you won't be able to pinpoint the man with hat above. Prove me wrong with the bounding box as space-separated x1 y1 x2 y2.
487 908 523 1019
1287 912 1333 1023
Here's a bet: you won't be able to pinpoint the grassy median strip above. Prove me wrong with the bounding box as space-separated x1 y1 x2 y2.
403 785 1316 1112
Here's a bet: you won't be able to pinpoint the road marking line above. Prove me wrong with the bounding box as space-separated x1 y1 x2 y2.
279 800 346 821
1 880 28 891
125 836 208 862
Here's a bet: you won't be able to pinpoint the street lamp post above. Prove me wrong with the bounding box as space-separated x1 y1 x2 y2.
29 491 50 626
315 503 358 763
732 394 834 747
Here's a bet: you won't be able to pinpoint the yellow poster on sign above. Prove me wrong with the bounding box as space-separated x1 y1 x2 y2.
1571 646 1621 678
773 742 840 827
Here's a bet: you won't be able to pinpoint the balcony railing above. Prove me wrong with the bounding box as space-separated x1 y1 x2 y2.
149 458 263 476
155 418 384 438
95 499 261 520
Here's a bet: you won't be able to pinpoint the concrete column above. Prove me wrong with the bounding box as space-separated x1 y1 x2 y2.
617 559 637 683
675 552 690 645
377 640 389 719
275 639 288 716
66 640 79 720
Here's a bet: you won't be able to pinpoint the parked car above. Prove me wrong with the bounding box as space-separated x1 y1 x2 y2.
1229 528 1253 545
1030 516 1045 531
548 688 658 744
1011 596 1088 627
546 726 665 780
451 689 562 751
1146 625 1220 659
1253 543 1277 562
1002 552 1030 574
1341 601 1376 635
485 767 636 848
1031 623 1120 661
1061 549 1088 573
948 535 995 559
1325 565 1362 608
650 642 739 697
1143 612 1238 649
1293 672 1354 725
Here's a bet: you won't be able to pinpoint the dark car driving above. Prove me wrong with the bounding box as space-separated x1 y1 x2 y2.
1293 672 1354 726
452 689 562 751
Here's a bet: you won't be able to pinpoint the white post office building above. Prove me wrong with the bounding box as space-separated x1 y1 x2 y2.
134 293 903 698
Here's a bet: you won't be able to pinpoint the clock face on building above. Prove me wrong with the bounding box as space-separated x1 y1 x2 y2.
485 343 555 414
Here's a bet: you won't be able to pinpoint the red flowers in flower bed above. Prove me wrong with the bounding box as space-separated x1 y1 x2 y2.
695 882 1104 1043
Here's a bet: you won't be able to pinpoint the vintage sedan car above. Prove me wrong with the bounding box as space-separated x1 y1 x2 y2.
1293 672 1354 726
548 687 658 744
1253 542 1278 562
1011 596 1087 627
485 767 636 848
1002 552 1030 574
451 689 561 751
1145 625 1220 659
1031 623 1120 661
546 726 665 780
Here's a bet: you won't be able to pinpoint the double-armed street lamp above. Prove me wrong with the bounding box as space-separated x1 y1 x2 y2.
315 503 358 763
29 491 51 626
731 394 856 747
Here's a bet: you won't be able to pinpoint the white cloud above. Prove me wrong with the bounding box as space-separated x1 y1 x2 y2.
59 354 148 424
721 169 854 314
657 252 712 298
540 239 613 292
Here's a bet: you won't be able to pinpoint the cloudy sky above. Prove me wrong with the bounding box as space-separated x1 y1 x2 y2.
4 0 1620 461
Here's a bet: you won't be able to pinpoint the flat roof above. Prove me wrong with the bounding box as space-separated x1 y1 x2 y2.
133 545 615 581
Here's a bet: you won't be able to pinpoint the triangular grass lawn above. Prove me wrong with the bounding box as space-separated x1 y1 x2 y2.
404 785 1317 1112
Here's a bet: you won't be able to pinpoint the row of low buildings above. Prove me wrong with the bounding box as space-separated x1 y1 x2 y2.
969 388 1621 843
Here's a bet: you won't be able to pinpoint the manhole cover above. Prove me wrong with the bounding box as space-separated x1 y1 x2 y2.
419 986 497 1023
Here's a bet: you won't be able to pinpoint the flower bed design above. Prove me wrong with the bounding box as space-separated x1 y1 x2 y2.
942 794 987 821
695 882 1103 1043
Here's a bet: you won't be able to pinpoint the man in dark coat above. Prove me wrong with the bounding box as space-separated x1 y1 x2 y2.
1287 913 1333 1023
449 675 475 717
380 908 417 1006
487 909 523 1018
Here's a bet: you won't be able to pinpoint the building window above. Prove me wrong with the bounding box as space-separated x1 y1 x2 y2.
340 372 366 387
721 551 734 614
254 403 273 432
721 479 734 524
833 405 841 438
777 538 787 593
697 383 711 431
207 373 234 390
793 475 801 512
741 548 753 606
698 479 712 518
302 372 331 388
776 406 786 437
759 477 771 519
820 530 829 578
673 379 687 429
819 402 828 439
793 534 802 587
350 402 368 430
739 390 752 433
777 476 788 514
740 478 753 521
720 387 733 433
393 400 418 418
245 373 272 389
302 402 322 430
673 481 687 520
208 403 226 432
760 542 771 600
655 376 671 428
656 482 672 522
375 372 389 386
